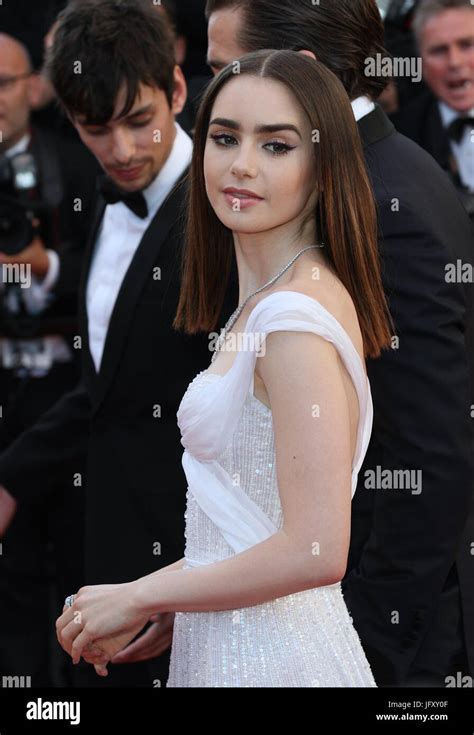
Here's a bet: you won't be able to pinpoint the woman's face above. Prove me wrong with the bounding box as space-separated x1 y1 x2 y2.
204 75 318 236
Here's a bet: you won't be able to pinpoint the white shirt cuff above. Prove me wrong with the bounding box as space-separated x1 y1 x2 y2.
22 250 60 314
41 249 60 292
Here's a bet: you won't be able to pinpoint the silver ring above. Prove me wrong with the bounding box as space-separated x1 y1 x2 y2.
64 594 75 608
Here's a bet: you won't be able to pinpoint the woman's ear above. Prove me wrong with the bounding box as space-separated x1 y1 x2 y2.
299 49 317 62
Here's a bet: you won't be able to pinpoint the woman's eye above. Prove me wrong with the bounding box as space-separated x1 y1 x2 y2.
264 141 294 156
210 133 237 146
209 134 294 155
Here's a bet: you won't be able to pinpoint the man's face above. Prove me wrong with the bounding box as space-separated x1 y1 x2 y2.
0 35 34 152
420 8 474 112
207 7 248 75
73 68 186 192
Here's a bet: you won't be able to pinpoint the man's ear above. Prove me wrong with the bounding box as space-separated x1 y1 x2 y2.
174 35 187 67
171 65 187 116
299 49 317 62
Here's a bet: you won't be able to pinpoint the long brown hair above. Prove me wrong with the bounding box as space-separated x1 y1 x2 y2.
174 50 392 359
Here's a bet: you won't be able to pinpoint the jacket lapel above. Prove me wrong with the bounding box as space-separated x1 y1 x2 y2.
357 104 395 148
422 98 452 171
78 194 106 390
90 171 188 411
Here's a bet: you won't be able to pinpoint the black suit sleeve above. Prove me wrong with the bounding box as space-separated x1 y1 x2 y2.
0 379 91 504
342 199 474 685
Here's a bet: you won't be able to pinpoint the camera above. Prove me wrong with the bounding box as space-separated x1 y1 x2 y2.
0 151 42 254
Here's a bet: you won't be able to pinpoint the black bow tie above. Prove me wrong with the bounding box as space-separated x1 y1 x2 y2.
98 175 148 219
447 116 474 144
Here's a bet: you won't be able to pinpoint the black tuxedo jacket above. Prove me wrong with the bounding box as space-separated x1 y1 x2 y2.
0 170 235 584
392 91 455 179
343 105 474 685
392 91 474 222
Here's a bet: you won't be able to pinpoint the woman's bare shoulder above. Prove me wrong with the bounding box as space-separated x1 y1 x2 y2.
273 268 364 358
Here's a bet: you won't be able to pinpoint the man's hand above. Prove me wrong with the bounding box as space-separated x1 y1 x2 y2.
110 613 175 664
0 485 17 536
0 236 50 278
79 613 175 678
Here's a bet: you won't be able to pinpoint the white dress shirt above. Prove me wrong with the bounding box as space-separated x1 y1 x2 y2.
351 95 376 122
86 122 193 371
438 101 474 191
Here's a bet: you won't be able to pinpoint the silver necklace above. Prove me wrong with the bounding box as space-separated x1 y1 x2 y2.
211 243 323 363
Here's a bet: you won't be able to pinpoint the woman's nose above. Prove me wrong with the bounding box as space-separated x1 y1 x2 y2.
230 144 258 178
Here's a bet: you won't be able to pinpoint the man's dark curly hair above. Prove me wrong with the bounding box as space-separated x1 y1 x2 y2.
47 0 176 124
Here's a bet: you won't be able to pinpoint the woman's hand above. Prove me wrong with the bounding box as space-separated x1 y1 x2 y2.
56 582 148 666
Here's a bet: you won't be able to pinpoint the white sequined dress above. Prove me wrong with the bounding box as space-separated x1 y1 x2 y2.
167 291 376 687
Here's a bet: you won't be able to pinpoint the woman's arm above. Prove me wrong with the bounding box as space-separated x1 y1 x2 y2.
154 557 186 575
60 331 355 662
133 330 353 616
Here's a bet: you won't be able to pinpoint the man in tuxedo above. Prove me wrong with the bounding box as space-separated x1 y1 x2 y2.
0 0 235 687
205 0 474 686
393 0 474 222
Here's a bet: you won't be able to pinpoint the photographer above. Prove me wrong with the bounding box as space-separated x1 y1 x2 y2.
0 32 98 686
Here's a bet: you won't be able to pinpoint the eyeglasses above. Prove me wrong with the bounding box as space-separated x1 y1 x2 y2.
0 72 32 91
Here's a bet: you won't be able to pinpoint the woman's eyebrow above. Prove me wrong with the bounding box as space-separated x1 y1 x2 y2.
257 123 302 139
209 118 302 139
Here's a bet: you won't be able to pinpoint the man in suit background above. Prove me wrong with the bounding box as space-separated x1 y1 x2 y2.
0 31 98 686
394 0 474 221
205 0 474 687
0 0 235 687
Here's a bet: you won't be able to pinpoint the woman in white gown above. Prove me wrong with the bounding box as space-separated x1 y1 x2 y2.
56 50 393 687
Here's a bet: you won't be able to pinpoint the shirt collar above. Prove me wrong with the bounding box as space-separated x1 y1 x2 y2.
438 100 474 128
142 122 193 216
3 132 31 159
351 96 376 122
